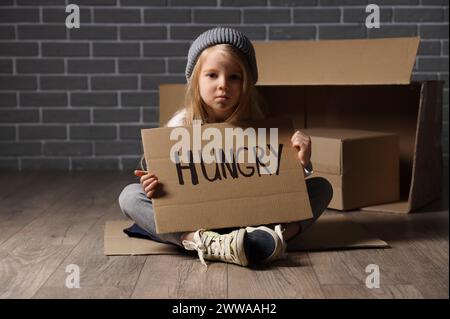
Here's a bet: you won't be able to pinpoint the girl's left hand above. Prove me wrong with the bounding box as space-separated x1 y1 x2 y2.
291 130 311 167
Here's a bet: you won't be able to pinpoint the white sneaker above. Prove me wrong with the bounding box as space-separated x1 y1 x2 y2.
245 224 287 263
182 228 248 268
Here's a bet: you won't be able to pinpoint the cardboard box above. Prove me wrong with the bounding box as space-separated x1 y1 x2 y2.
141 118 313 234
158 37 443 214
104 214 389 256
302 128 399 210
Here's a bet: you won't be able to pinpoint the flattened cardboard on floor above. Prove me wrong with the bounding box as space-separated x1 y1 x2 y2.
103 214 389 256
158 37 443 213
302 128 399 210
141 118 313 234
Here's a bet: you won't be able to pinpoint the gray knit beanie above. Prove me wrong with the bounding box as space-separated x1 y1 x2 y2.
185 27 258 84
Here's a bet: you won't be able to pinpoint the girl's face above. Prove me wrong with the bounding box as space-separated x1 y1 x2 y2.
198 47 243 122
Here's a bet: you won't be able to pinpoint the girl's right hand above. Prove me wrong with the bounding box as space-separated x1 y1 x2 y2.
134 170 159 198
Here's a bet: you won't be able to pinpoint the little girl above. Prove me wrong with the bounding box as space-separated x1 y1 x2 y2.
119 27 333 268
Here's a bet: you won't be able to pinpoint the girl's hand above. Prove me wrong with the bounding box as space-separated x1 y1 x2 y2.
291 130 311 167
134 170 159 199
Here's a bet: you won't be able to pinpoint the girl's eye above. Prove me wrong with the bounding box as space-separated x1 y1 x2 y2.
207 73 217 78
230 74 242 81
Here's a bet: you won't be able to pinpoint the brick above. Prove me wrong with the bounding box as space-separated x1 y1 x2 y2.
0 126 15 140
294 9 340 23
368 25 418 39
120 26 167 40
0 159 18 170
94 8 141 23
72 158 119 171
70 26 117 40
121 157 141 171
0 9 39 22
421 0 449 4
143 43 190 57
170 26 216 40
0 43 38 57
44 142 91 156
0 59 12 73
418 57 449 72
233 26 266 40
70 125 117 140
144 9 191 23
170 0 216 5
43 109 90 123
121 0 166 5
319 25 367 39
121 92 158 107
0 93 16 107
71 92 117 107
93 109 140 123
43 8 91 23
0 26 15 39
19 125 66 140
420 25 449 39
141 75 186 90
68 59 115 74
418 41 441 56
119 124 155 139
343 8 393 23
95 141 141 155
20 93 67 107
93 43 140 57
168 58 187 74
193 9 241 24
443 41 449 55
22 158 70 170
17 0 69 4
319 0 368 5
42 42 90 57
143 107 159 123
16 59 65 74
40 76 88 90
72 0 117 5
270 0 317 5
0 76 37 90
394 8 444 22
244 9 290 24
119 59 165 74
91 76 138 90
372 0 418 4
269 26 316 40
0 142 41 156
411 72 439 82
221 0 266 5
0 0 14 5
18 25 67 40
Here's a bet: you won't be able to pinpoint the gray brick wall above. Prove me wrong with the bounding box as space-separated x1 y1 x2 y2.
0 0 448 171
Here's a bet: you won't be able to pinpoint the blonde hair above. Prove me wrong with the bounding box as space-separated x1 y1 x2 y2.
182 44 265 125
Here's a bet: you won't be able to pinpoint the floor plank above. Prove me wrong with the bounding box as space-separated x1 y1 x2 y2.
33 175 145 299
0 173 124 298
0 171 448 299
132 254 228 299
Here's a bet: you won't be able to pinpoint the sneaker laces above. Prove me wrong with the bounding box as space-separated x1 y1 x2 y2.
182 230 235 268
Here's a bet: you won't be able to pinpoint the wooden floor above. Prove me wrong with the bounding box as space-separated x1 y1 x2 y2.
0 170 448 299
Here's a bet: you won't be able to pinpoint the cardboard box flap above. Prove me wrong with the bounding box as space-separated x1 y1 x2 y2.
254 37 419 85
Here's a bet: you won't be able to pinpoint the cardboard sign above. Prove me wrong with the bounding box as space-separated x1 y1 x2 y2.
141 118 313 234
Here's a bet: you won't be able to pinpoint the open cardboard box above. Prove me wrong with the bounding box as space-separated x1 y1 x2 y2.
159 37 443 214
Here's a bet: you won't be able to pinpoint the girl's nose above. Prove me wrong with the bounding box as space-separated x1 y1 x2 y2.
218 76 228 90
